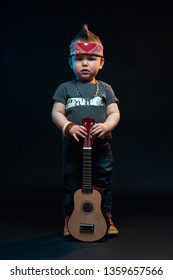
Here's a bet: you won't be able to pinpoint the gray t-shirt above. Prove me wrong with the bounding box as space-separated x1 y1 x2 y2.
52 80 119 126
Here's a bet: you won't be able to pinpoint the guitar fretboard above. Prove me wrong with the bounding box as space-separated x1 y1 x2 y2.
82 147 92 193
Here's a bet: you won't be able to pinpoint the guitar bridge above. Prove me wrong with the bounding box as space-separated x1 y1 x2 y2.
80 223 95 232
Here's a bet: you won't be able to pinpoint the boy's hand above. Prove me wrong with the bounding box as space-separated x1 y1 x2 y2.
90 123 107 137
69 125 87 141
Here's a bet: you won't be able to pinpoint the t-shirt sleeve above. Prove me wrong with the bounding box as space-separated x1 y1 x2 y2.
52 83 67 105
104 83 119 106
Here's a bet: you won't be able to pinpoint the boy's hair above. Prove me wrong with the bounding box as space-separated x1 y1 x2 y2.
71 24 103 45
70 24 104 57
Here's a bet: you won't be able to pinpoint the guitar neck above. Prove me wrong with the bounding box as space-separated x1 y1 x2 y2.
82 147 92 193
81 117 95 194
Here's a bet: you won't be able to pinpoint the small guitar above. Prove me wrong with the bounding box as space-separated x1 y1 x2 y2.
68 117 108 242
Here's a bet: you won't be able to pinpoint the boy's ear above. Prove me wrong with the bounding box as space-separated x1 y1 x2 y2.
99 57 105 69
68 57 72 68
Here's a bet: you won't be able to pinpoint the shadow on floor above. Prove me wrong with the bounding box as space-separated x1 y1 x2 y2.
1 193 173 260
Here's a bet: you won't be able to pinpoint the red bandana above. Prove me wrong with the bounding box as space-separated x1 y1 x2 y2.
70 42 104 57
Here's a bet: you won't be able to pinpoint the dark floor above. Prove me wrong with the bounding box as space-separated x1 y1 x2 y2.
0 192 173 260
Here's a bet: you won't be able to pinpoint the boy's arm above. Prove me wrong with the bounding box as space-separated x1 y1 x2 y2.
91 103 120 137
51 101 71 131
51 101 87 141
105 103 120 131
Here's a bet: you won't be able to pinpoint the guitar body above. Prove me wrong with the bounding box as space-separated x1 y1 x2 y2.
68 187 108 242
68 117 108 242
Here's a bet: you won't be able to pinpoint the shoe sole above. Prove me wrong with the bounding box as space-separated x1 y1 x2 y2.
107 231 119 236
63 232 70 237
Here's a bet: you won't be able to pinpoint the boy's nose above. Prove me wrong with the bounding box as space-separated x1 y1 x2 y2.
82 60 88 65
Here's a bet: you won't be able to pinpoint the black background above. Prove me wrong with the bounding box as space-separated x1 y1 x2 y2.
1 2 173 257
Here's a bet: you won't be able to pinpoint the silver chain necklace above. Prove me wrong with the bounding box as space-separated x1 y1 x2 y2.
74 79 99 101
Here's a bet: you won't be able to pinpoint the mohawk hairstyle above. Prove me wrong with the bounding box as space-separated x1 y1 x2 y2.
71 24 103 45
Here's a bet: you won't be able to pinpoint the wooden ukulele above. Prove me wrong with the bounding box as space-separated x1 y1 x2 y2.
68 117 108 242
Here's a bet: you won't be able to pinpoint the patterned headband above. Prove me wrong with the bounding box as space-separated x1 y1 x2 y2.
70 42 104 57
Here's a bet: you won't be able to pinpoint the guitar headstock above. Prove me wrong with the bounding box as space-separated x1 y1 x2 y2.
82 117 95 148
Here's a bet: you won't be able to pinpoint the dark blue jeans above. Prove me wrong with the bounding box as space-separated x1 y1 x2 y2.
62 136 114 217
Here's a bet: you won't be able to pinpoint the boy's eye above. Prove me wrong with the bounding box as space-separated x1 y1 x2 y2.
88 57 97 60
75 57 97 61
75 57 83 61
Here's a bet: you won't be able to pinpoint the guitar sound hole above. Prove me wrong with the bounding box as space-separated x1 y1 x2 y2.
82 202 93 214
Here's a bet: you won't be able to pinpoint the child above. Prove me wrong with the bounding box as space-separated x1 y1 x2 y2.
51 24 120 237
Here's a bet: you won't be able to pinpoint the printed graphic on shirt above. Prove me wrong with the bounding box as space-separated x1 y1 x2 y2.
66 96 104 110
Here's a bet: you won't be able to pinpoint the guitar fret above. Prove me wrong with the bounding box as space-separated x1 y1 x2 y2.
83 179 92 181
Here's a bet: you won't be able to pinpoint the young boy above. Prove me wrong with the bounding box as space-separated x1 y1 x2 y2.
52 24 120 237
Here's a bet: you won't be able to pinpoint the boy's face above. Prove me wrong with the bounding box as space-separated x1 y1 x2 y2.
69 54 104 82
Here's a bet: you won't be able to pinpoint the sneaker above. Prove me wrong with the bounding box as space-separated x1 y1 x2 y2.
107 213 119 235
63 216 70 236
